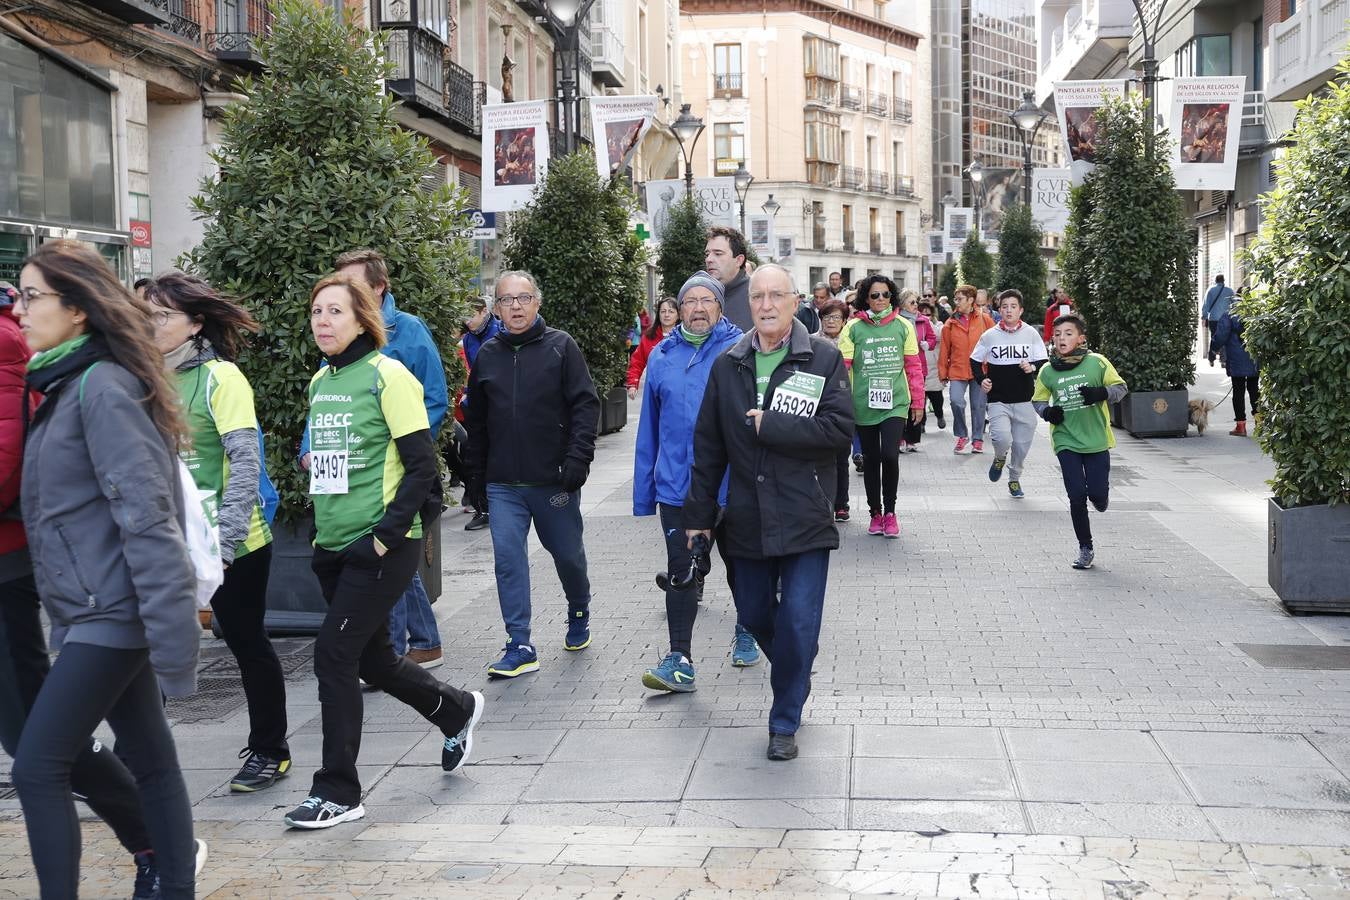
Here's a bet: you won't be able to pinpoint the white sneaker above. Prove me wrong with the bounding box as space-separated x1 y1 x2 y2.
194 839 208 878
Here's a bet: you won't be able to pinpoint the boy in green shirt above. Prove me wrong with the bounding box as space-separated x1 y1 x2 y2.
1032 312 1128 570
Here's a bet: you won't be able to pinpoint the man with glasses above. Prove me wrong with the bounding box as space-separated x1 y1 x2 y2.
463 271 600 679
634 272 749 693
685 264 853 761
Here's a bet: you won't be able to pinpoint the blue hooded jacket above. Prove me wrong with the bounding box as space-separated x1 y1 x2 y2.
633 317 743 515
1209 313 1257 378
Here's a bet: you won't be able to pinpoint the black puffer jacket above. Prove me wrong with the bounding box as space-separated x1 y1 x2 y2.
684 319 853 559
463 315 600 486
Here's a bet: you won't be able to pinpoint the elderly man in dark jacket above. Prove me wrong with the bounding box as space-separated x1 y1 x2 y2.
684 264 854 761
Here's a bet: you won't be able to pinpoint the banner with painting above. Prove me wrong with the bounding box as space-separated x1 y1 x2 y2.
480 100 550 212
944 207 973 255
747 214 775 258
1053 80 1128 185
1167 76 1246 191
1030 168 1072 233
644 178 736 241
589 95 658 183
926 231 946 265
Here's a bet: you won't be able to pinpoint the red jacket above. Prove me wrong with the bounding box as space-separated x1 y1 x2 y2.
626 329 671 389
0 307 34 556
1043 299 1074 343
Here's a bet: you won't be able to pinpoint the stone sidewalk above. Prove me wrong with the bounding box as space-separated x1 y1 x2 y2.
4 368 1350 897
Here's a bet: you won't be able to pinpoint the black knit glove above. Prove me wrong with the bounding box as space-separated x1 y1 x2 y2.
560 460 590 493
1078 385 1109 405
465 473 488 514
1042 406 1065 425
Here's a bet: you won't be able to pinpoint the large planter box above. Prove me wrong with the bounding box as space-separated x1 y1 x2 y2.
1113 390 1189 438
599 385 628 435
1269 499 1350 614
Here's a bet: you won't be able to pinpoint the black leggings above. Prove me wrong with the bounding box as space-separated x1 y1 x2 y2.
833 448 850 511
658 504 700 658
1232 375 1259 421
211 545 288 760
12 641 195 900
857 418 904 515
1057 449 1111 550
926 389 945 419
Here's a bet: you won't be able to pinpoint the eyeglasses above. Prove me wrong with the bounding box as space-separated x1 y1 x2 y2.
150 308 186 327
820 314 843 322
495 293 536 308
868 291 892 300
680 296 717 308
748 290 795 305
12 287 61 308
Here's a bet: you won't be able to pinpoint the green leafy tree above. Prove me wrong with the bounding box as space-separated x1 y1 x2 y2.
656 194 708 297
937 263 958 301
996 203 1048 307
958 236 994 290
1058 94 1194 392
187 0 475 521
1241 60 1350 508
500 150 648 395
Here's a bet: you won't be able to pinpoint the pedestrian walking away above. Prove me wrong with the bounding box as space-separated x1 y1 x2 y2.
12 241 206 898
291 274 482 830
1208 311 1259 437
917 299 946 428
838 276 925 538
1201 274 1236 340
458 295 500 532
463 271 600 678
626 296 679 399
817 300 853 521
704 226 752 331
938 285 995 454
634 272 751 693
897 290 937 452
684 264 854 762
971 289 1048 499
145 272 292 792
1033 312 1128 570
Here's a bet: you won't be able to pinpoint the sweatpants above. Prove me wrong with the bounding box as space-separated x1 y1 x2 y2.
1232 375 1259 421
310 537 475 806
12 641 195 900
856 418 904 514
0 575 150 862
987 401 1039 481
948 379 987 440
210 545 289 760
1056 449 1111 550
730 549 830 735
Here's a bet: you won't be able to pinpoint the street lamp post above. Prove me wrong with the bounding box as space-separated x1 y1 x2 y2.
964 160 985 239
761 193 781 259
1128 0 1171 157
547 0 597 154
1009 90 1050 206
671 103 705 198
733 161 754 235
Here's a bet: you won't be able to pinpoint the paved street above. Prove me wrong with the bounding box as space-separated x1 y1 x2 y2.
5 368 1350 897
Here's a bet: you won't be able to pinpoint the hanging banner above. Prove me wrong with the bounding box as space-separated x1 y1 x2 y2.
776 234 795 260
944 207 973 256
1053 79 1128 185
644 177 736 241
589 94 658 183
480 100 550 212
1031 167 1072 233
1169 76 1246 191
926 230 946 264
747 214 774 257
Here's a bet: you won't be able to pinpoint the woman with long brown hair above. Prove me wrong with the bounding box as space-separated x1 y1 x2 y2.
12 241 204 897
145 271 292 793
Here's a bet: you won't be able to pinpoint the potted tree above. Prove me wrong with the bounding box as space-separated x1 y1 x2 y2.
500 150 648 434
958 234 995 291
1060 95 1195 437
996 203 1048 308
188 0 475 631
1242 62 1350 613
657 194 710 297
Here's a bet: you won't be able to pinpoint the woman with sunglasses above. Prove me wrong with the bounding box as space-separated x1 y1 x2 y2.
837 275 925 538
145 272 292 794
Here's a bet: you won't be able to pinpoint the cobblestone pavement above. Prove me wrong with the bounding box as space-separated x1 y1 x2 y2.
4 369 1350 897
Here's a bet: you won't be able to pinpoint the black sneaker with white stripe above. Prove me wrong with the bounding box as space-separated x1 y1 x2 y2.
283 795 366 829
442 691 485 773
229 748 291 792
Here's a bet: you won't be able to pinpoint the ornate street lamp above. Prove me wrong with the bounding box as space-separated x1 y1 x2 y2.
1009 90 1050 205
733 161 754 234
671 103 705 197
546 0 597 153
761 194 781 218
964 160 986 238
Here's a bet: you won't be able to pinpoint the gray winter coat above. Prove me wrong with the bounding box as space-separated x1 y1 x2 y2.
22 361 199 698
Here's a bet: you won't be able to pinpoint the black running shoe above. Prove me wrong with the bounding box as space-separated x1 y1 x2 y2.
132 851 158 900
442 691 485 773
229 748 291 792
284 795 366 829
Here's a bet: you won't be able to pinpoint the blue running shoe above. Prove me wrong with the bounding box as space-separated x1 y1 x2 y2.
487 642 538 678
988 456 1007 482
732 625 761 667
1008 480 1025 498
564 608 590 650
641 653 696 692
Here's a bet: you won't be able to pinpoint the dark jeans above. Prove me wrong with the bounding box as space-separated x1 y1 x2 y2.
1056 449 1111 550
310 537 475 806
211 545 288 760
857 418 904 515
1232 375 1259 421
658 504 699 658
12 641 195 900
833 449 850 512
926 389 945 420
0 575 151 862
731 550 830 735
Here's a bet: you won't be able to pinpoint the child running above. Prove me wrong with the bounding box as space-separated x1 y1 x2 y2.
1032 313 1127 570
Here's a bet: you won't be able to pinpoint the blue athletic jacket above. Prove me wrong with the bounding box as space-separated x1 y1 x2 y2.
633 317 742 515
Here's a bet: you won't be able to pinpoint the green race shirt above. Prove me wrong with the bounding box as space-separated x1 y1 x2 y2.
836 314 918 426
1033 353 1126 454
755 346 790 408
307 351 430 551
177 359 272 559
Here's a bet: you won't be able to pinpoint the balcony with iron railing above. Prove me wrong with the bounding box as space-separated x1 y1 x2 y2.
896 235 907 257
839 85 862 110
866 91 889 116
207 0 271 68
380 1 451 122
84 0 171 25
806 163 838 188
839 165 863 190
842 232 855 252
892 98 913 122
866 170 888 194
714 72 744 98
446 59 484 137
870 233 882 255
157 0 203 44
893 175 914 197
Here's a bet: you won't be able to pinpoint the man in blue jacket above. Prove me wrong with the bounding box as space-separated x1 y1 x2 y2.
634 272 756 693
302 249 450 670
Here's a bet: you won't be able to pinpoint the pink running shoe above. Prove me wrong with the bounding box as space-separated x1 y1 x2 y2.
868 514 884 536
971 440 984 454
882 513 899 538
954 437 968 454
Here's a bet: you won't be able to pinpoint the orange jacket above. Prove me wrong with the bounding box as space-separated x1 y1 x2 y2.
937 310 995 381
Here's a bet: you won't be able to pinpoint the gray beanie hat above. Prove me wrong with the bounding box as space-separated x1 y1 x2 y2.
677 271 725 307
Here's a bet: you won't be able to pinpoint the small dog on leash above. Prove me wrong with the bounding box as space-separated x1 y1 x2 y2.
1188 398 1216 434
